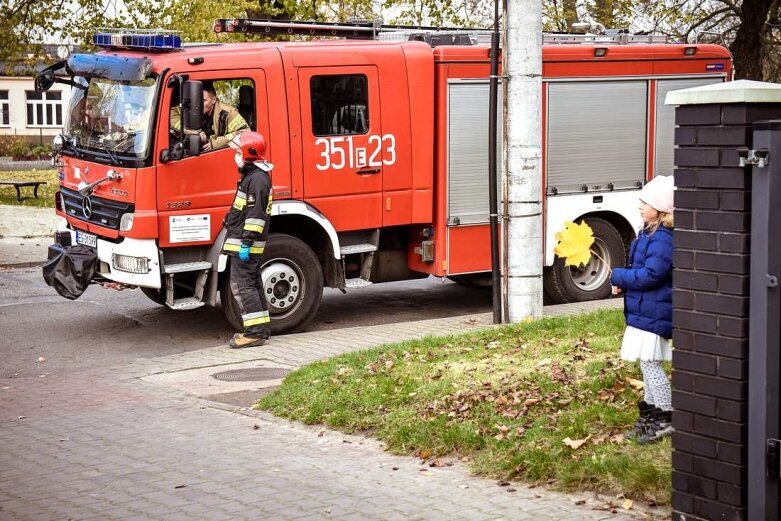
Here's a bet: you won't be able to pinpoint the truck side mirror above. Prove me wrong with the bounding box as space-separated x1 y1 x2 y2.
187 134 201 157
35 70 56 92
182 80 203 131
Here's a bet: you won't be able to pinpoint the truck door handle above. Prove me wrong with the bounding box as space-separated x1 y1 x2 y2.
356 168 380 175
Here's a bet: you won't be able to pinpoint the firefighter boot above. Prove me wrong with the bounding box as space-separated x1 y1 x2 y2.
229 332 267 349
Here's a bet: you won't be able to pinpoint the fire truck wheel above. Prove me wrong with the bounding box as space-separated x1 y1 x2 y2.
221 234 324 335
140 287 166 305
544 217 626 304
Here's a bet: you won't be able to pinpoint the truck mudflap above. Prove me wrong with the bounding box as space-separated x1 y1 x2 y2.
43 244 97 300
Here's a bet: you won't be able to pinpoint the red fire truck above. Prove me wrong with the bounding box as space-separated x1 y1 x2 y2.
36 21 732 333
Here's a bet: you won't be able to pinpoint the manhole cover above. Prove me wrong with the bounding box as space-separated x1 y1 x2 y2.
212 368 290 382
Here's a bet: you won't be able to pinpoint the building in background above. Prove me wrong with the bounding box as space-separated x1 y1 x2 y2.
0 44 74 146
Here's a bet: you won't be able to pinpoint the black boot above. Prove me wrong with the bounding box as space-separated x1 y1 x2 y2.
229 332 267 349
626 400 654 440
638 408 674 444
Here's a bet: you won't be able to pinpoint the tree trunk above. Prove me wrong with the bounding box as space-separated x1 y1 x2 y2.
730 0 774 80
761 0 781 81
563 0 578 30
592 0 614 28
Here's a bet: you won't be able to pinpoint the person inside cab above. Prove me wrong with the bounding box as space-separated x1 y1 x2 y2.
170 80 249 152
199 81 249 151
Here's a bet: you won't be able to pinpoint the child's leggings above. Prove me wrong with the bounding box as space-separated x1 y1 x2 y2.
640 361 672 411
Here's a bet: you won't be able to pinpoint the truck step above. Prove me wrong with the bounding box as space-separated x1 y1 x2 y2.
345 277 373 289
340 243 378 255
163 261 213 274
167 297 206 310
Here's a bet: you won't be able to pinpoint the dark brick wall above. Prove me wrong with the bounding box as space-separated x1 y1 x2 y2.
671 103 781 520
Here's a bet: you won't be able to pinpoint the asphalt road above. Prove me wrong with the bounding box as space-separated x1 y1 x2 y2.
0 267 492 378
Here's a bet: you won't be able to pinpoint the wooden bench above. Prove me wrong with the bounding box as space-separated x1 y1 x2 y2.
0 181 47 202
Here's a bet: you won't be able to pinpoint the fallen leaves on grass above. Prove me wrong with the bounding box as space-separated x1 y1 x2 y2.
563 436 591 450
626 377 645 390
536 358 552 368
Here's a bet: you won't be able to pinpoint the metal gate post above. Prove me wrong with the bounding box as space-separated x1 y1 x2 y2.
748 120 781 520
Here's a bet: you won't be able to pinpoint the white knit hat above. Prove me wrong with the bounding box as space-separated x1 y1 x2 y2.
640 175 675 214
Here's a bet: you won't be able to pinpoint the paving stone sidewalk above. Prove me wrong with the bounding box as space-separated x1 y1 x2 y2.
0 300 665 521
0 204 58 268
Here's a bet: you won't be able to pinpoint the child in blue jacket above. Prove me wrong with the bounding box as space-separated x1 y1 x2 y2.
610 175 675 444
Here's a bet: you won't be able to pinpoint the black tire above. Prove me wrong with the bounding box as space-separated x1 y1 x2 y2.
544 217 626 304
447 273 493 289
221 234 324 334
140 287 166 305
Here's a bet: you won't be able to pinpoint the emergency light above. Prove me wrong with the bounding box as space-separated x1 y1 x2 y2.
93 30 181 51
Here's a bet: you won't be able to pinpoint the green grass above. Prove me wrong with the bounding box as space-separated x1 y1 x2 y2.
259 309 672 505
0 169 58 207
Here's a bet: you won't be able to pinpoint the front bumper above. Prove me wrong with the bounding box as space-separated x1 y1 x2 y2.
55 219 161 288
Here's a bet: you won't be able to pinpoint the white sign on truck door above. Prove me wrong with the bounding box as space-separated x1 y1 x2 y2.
169 215 211 243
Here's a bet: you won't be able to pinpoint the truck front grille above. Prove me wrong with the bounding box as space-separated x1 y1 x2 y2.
60 186 134 231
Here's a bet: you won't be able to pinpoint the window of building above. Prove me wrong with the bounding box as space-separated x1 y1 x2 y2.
26 91 63 127
310 75 368 136
0 91 9 127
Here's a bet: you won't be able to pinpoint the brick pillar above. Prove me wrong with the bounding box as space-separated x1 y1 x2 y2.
668 84 781 521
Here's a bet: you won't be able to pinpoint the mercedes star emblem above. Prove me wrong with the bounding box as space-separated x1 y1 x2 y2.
82 195 93 219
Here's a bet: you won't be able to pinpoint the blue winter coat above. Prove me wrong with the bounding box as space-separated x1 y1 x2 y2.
610 226 674 339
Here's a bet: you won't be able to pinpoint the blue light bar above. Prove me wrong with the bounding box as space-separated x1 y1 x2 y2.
93 31 182 51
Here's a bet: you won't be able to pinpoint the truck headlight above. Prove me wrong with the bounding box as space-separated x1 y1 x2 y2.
112 254 150 274
120 213 134 232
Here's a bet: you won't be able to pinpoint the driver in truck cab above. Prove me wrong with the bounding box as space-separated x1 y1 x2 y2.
170 81 249 151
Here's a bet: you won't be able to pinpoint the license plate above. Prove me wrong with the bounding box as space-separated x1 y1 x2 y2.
76 231 97 248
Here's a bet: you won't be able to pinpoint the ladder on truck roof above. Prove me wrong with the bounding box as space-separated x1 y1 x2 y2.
213 18 488 47
542 32 669 45
212 18 672 47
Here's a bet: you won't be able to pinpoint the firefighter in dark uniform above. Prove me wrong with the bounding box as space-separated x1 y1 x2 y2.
223 132 274 348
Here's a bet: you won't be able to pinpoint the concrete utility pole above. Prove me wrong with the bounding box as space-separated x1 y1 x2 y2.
503 0 543 322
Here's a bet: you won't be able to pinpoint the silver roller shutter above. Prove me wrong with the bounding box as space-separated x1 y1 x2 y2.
447 81 502 225
547 81 647 194
655 77 724 176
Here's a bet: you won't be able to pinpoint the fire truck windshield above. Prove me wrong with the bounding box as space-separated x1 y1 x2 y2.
65 76 157 161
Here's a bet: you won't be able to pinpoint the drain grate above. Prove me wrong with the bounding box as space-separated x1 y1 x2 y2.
212 367 291 382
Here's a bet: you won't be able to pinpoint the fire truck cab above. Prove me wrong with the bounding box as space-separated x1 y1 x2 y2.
38 23 732 333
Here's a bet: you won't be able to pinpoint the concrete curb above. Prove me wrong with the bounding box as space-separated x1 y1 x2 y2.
0 261 45 269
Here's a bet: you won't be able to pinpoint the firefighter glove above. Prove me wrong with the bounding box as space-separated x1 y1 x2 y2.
239 244 251 262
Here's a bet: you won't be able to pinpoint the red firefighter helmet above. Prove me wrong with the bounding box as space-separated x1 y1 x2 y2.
229 131 273 171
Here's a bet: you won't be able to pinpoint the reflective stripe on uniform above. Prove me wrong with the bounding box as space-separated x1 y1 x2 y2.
216 113 250 149
223 238 265 255
243 217 265 233
228 114 249 134
222 238 242 252
232 190 247 210
243 310 270 327
250 240 265 254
